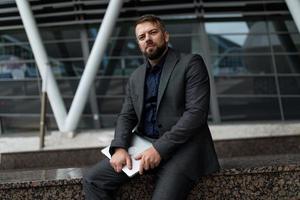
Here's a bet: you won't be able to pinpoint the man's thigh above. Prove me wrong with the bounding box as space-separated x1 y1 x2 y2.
83 158 130 191
151 160 196 200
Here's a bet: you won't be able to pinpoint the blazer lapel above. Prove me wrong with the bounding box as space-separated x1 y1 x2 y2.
136 63 146 120
157 49 179 111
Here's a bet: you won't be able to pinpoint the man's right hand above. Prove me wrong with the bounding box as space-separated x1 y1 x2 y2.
110 148 132 173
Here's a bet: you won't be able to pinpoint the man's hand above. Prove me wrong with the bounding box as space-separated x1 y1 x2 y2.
135 147 161 175
110 148 132 173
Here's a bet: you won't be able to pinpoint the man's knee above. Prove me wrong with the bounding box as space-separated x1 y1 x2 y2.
83 159 111 187
151 165 195 200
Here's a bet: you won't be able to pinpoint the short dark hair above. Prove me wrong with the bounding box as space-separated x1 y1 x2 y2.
135 15 166 32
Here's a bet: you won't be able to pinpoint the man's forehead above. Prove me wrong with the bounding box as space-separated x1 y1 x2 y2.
135 22 160 34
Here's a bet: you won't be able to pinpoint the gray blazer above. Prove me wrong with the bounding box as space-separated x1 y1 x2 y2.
110 48 220 180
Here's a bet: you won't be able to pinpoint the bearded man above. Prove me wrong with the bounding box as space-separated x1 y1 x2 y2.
83 15 219 200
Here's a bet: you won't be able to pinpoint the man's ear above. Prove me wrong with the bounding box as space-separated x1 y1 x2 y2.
164 31 170 42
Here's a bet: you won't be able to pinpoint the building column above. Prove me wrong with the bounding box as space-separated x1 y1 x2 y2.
199 22 221 123
64 0 123 132
15 0 67 130
285 0 300 32
80 28 101 129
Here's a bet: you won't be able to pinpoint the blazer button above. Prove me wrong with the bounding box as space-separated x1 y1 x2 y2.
158 124 162 128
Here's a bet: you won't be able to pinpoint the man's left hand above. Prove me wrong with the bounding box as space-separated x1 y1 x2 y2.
135 147 161 175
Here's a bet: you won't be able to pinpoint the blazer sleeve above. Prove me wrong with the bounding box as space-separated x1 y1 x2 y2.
153 54 210 160
109 78 138 155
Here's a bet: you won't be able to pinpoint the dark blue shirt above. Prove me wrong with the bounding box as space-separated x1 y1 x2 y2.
141 53 167 139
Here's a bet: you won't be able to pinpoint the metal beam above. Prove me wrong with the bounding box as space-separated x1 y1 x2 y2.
80 28 101 129
64 0 123 132
15 0 67 130
16 0 123 133
285 0 300 32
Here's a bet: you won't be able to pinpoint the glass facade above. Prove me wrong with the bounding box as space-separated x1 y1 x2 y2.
0 0 299 133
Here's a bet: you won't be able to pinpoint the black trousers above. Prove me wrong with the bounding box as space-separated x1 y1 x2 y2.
83 158 195 200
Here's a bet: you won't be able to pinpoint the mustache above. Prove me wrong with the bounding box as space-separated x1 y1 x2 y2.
146 42 155 48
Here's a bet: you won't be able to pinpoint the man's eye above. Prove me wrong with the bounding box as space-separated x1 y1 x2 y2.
138 36 145 41
150 30 158 35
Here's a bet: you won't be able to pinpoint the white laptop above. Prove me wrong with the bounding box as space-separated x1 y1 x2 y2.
101 134 153 177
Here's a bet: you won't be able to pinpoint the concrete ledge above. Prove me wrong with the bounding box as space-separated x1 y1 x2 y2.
1 165 300 200
1 122 300 154
1 135 300 170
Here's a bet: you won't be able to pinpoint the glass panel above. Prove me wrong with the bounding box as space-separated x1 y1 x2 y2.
95 77 128 95
89 20 200 38
208 34 271 54
0 98 41 113
40 27 81 40
0 59 37 79
282 98 300 119
0 60 85 78
45 41 82 58
219 97 281 121
56 79 79 95
125 58 144 75
215 77 277 95
169 35 204 54
165 20 199 34
205 21 268 34
0 30 28 43
279 77 300 95
89 38 141 57
55 60 84 77
0 80 41 96
97 97 123 114
275 54 300 73
88 23 135 38
98 58 123 76
268 19 299 33
0 116 40 133
270 34 300 53
212 55 274 75
63 98 92 114
98 114 118 128
0 43 33 60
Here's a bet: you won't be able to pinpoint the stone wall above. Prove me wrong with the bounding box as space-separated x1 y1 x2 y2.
1 165 299 200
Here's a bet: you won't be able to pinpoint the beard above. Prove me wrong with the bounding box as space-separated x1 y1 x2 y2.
143 42 167 60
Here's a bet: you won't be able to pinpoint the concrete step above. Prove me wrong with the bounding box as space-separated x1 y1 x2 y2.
1 135 300 170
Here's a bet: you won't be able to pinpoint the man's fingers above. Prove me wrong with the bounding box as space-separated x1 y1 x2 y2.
126 156 132 170
110 159 125 173
109 160 116 171
150 162 156 169
139 158 144 175
144 158 149 170
135 154 142 160
116 163 123 173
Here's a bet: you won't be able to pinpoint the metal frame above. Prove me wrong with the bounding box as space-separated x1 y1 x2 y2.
15 0 123 132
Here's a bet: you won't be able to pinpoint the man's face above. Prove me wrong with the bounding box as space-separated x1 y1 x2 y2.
135 21 169 60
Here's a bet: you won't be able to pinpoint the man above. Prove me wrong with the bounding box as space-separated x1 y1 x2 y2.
83 15 220 200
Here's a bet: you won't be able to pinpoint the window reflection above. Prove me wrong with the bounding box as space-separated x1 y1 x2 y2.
270 34 300 53
205 21 268 34
215 77 277 95
282 98 300 119
219 97 281 121
275 55 300 73
208 34 271 54
212 55 274 75
279 77 300 95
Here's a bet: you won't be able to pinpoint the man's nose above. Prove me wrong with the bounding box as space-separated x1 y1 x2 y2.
145 34 152 42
